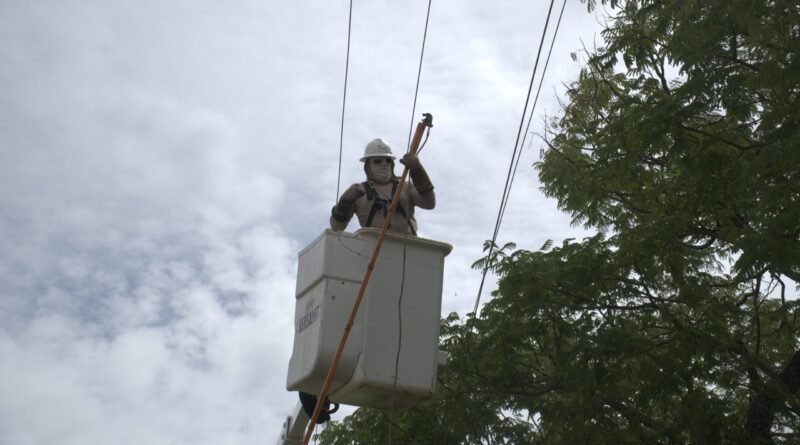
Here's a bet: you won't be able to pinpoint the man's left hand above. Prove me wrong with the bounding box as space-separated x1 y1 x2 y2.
400 153 422 171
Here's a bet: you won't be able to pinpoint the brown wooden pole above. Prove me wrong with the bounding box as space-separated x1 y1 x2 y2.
301 114 433 445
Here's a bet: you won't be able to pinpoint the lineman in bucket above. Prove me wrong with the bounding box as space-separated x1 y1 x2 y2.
330 138 435 235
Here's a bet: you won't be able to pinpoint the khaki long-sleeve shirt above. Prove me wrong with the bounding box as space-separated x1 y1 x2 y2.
330 180 435 235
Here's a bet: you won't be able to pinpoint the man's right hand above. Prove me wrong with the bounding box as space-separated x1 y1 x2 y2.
332 184 364 223
340 183 365 205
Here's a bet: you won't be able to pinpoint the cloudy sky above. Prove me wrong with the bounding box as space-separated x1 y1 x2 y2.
1 1 609 443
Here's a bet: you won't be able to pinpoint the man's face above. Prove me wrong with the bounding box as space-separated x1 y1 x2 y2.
367 157 393 184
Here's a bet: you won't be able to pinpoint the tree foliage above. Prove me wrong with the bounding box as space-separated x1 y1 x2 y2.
318 0 800 443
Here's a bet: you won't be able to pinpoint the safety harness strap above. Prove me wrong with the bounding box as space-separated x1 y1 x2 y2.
363 181 407 229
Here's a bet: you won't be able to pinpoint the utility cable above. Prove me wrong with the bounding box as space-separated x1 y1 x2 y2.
498 0 568 238
336 0 354 201
388 237 408 445
392 4 431 437
473 0 557 315
405 0 433 152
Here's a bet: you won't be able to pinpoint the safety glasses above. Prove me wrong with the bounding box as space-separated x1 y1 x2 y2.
370 158 392 165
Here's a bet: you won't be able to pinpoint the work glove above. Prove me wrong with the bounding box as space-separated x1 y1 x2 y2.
399 153 422 172
401 153 434 193
332 183 364 222
340 183 365 204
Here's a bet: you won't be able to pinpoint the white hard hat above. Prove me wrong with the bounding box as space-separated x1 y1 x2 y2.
359 138 396 162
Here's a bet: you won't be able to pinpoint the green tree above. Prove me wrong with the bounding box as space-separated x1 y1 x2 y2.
318 0 800 443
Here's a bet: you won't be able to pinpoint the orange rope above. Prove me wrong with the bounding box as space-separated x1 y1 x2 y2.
301 115 433 445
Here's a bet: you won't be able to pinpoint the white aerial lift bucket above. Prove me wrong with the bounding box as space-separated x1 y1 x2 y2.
286 228 452 409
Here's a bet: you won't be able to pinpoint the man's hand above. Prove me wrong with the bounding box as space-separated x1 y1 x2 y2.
400 153 422 172
332 184 364 224
402 153 434 193
340 183 365 205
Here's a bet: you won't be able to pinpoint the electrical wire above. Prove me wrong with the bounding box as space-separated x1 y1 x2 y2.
392 4 432 435
391 3 433 438
405 0 433 152
473 0 561 315
498 0 568 236
392 5 434 433
388 237 409 445
474 0 555 314
336 0 354 201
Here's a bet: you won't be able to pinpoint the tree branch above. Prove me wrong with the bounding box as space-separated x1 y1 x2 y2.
676 122 766 151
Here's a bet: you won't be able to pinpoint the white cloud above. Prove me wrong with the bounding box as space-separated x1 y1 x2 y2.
0 0 606 443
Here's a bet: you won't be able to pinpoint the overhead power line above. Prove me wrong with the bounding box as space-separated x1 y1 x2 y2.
474 0 555 314
405 0 433 152
336 0 354 201
500 0 568 233
473 0 567 315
